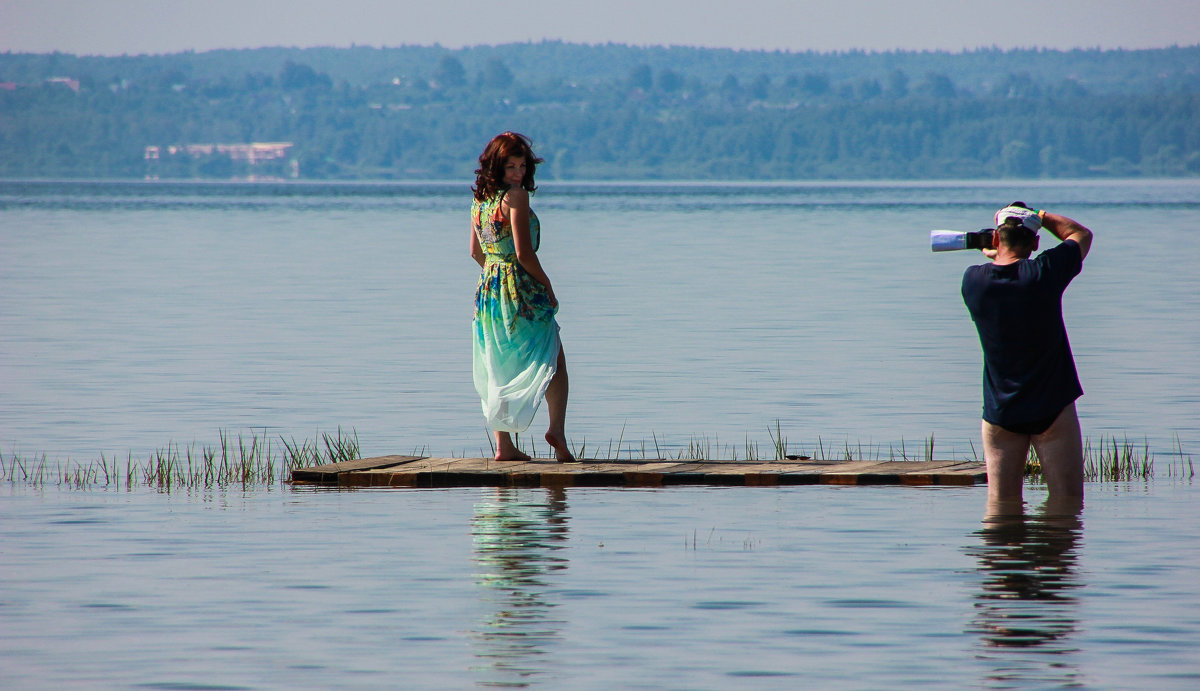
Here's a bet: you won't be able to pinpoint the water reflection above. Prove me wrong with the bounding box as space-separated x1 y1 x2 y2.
470 488 570 688
968 498 1084 687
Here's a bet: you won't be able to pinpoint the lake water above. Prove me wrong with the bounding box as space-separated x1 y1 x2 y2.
2 483 1198 688
2 179 1199 688
2 179 1198 460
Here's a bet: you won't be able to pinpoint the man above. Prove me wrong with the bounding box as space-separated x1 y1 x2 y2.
961 202 1094 501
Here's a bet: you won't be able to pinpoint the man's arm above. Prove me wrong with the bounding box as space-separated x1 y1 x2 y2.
1040 210 1093 260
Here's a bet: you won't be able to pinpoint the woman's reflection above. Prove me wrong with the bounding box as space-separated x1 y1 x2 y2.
967 497 1084 686
470 487 570 688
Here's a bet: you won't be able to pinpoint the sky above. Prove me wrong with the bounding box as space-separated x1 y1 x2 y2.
2 0 1198 56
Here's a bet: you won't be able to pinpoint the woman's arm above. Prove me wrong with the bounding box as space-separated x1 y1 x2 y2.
505 187 558 306
469 218 485 268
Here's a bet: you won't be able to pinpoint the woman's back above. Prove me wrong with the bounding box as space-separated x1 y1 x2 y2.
472 190 540 258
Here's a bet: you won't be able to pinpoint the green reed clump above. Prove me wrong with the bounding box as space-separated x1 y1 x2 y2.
2 427 361 491
1170 435 1196 479
1082 436 1154 482
280 427 361 471
3 452 49 485
1024 435 1191 483
768 420 787 460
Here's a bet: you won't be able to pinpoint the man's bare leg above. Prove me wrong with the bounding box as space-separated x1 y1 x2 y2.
982 420 1032 502
1031 403 1084 498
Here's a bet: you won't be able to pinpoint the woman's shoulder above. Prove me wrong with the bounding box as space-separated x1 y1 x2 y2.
501 185 529 209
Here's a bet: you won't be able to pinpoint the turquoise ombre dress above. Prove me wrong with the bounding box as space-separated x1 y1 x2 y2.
472 189 561 433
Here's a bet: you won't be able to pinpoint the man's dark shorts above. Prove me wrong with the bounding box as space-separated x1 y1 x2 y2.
997 407 1064 436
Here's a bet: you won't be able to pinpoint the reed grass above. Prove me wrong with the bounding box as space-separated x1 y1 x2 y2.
5 426 1190 490
2 427 361 491
499 426 1190 485
1023 434 1194 483
501 428 944 464
768 420 787 460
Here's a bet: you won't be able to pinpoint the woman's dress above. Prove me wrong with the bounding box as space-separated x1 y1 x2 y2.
472 190 561 433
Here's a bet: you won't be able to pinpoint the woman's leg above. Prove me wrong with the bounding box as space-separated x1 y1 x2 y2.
544 347 574 462
494 431 530 462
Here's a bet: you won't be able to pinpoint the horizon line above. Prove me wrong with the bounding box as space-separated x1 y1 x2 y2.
7 40 1200 60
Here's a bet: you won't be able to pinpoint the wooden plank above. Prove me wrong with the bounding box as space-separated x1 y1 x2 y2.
796 460 987 486
290 455 425 482
775 460 885 485
894 461 988 486
929 461 990 485
358 457 546 477
821 461 912 485
292 455 986 488
698 462 794 474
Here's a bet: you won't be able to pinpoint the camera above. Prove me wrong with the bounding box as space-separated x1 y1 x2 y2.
931 202 1042 252
930 229 994 252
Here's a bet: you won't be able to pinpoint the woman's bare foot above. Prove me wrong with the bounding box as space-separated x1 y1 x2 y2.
494 432 530 461
545 431 575 463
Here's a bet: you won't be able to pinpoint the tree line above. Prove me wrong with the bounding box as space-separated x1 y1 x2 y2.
2 43 1198 180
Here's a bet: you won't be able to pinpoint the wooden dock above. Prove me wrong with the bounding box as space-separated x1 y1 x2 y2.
290 456 987 488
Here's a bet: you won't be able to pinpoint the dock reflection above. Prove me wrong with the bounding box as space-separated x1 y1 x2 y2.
469 487 570 688
967 497 1084 687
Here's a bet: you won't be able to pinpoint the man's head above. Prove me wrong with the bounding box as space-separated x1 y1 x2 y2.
994 202 1041 258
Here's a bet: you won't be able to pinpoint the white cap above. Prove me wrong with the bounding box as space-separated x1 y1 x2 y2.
994 205 1041 232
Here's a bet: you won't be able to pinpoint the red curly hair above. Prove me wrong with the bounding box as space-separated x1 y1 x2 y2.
472 131 543 202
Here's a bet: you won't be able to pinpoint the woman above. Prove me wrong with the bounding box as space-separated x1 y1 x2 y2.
470 132 574 462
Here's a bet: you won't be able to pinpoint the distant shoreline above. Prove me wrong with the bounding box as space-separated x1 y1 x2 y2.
3 44 1197 181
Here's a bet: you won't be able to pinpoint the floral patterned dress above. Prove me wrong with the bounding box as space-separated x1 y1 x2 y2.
471 189 560 433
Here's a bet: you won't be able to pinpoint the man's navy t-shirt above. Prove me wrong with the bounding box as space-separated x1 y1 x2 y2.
961 240 1083 428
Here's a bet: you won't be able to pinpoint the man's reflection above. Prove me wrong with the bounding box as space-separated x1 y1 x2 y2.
470 487 569 688
967 497 1084 686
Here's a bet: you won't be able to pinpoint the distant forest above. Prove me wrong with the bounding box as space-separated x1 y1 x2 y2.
2 42 1199 180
